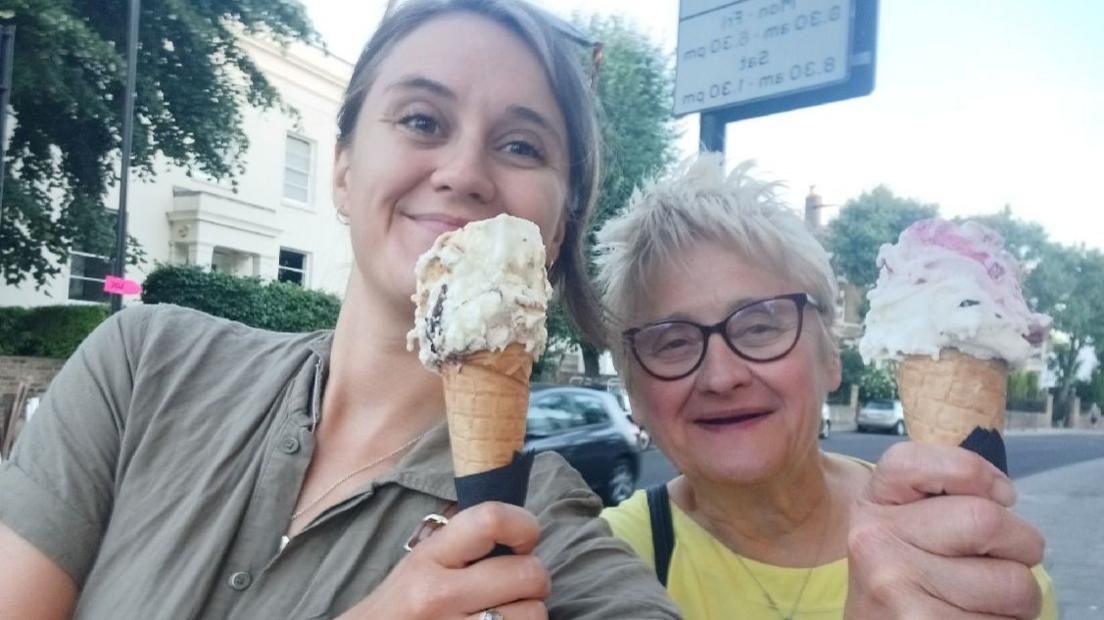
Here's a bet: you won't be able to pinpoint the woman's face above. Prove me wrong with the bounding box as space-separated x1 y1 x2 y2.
627 240 841 487
334 13 570 308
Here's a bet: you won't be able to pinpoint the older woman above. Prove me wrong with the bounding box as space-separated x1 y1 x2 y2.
0 2 679 619
598 156 1057 619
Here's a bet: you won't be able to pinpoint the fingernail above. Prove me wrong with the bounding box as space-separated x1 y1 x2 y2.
991 476 1017 506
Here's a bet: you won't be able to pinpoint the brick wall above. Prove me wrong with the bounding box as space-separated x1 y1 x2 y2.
0 356 66 411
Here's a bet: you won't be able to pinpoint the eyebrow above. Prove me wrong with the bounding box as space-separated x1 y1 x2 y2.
506 104 566 152
652 297 768 324
384 75 457 100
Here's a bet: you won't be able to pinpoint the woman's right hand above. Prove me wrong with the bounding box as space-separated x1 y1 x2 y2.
339 502 551 620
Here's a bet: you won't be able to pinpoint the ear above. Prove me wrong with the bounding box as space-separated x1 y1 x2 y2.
332 144 352 218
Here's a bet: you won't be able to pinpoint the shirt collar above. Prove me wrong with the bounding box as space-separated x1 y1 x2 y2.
305 330 458 502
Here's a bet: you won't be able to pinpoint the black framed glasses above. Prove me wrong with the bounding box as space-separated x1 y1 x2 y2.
622 293 821 381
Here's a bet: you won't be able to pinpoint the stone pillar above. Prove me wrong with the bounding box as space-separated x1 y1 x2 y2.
849 384 860 422
187 242 215 268
1069 397 1082 429
1043 393 1054 428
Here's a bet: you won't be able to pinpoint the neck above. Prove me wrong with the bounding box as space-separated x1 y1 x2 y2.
320 273 445 453
675 448 841 567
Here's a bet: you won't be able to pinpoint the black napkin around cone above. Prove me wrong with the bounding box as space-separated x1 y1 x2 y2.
454 450 535 557
958 426 1008 475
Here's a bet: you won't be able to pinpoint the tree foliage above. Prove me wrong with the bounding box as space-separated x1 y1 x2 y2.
859 363 897 403
0 304 109 357
825 186 938 289
0 0 316 287
544 14 678 375
141 264 339 333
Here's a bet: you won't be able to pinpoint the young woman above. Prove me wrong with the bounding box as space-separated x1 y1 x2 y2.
0 2 678 618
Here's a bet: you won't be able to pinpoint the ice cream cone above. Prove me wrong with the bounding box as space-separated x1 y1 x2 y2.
442 343 533 476
896 349 1007 446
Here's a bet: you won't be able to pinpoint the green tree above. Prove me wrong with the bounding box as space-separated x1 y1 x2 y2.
825 186 939 291
859 363 897 403
1029 244 1104 424
1077 365 1104 413
828 346 864 403
0 0 316 287
544 14 678 377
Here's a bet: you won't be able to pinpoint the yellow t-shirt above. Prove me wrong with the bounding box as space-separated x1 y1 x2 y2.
602 490 1057 620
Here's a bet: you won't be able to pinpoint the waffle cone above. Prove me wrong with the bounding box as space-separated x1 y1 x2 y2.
897 349 1007 446
442 343 533 476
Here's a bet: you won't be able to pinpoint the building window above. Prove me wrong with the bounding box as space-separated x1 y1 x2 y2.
278 249 308 286
68 251 112 303
283 135 312 204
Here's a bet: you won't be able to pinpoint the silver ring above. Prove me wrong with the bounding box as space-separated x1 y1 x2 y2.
480 610 503 620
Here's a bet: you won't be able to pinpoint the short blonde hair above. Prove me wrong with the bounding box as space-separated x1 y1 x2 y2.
594 154 839 377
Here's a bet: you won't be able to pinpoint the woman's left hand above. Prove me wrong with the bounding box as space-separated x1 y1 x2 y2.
844 441 1045 619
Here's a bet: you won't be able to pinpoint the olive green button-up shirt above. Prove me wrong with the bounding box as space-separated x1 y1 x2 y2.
0 305 679 619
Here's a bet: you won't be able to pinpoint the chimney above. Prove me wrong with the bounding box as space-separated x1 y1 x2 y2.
805 186 823 230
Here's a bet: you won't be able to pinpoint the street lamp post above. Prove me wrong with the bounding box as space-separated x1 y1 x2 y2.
111 0 140 314
0 20 15 250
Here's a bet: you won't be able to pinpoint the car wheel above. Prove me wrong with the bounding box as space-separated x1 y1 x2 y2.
856 425 866 433
819 419 830 439
893 420 906 436
602 458 636 506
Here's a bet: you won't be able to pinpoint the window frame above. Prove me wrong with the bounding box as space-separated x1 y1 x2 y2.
67 249 113 303
282 133 315 207
277 247 309 287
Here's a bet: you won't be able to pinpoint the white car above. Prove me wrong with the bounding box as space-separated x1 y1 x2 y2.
857 399 906 435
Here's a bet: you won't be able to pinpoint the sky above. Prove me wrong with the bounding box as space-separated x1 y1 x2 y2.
302 0 1104 251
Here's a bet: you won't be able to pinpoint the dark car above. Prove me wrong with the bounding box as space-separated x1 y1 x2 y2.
525 385 641 506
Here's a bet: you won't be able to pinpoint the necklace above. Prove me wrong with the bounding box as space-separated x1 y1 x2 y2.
290 430 429 522
733 500 834 620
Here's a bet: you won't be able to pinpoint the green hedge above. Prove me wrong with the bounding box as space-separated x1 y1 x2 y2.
141 264 340 332
0 304 110 358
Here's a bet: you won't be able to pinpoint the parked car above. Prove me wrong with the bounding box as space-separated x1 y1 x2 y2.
857 399 906 435
819 402 832 439
527 385 642 505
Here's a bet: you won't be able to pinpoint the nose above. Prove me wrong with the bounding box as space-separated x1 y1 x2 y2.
430 138 496 205
696 332 753 393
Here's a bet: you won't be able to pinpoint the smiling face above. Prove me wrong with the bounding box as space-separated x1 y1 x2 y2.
333 13 570 315
627 240 841 486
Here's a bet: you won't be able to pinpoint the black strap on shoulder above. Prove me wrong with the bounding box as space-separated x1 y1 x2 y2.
646 483 674 588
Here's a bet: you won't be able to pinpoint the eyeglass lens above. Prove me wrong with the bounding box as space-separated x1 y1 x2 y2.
633 296 803 378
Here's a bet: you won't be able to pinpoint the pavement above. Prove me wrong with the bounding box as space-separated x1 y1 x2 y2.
1014 457 1104 617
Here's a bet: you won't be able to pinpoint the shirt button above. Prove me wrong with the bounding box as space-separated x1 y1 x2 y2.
279 436 300 454
228 571 252 591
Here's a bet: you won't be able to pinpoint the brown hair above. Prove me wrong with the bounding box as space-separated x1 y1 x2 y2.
337 0 607 347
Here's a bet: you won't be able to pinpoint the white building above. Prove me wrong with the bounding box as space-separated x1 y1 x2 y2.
0 36 355 307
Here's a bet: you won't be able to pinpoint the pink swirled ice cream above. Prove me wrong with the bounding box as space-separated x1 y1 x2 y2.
860 219 1050 368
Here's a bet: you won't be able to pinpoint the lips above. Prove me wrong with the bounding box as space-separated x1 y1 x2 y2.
693 409 773 428
407 212 473 235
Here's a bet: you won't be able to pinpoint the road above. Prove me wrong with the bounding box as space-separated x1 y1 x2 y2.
638 430 1104 487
